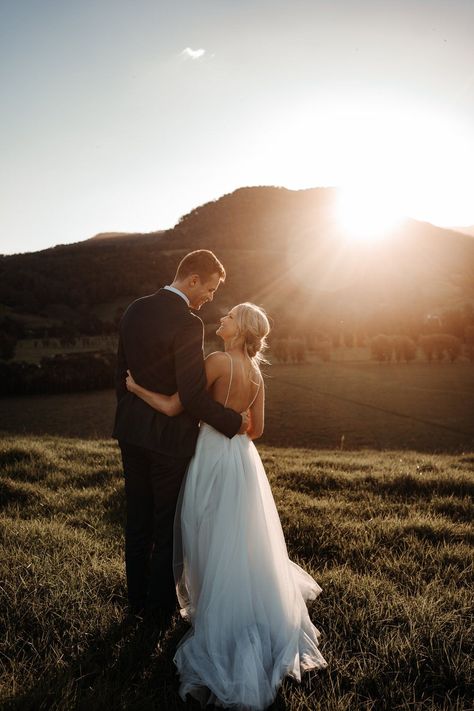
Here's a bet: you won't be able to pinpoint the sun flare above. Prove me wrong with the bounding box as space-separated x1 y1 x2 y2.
335 186 404 243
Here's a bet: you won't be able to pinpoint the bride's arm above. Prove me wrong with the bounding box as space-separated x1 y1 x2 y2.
125 370 183 416
246 375 264 440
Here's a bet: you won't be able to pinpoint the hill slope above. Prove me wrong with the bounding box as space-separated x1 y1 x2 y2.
1 187 473 336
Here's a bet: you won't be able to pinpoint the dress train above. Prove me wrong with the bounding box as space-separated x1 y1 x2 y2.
172 422 327 710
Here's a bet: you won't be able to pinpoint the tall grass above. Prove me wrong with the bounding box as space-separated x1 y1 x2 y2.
1 435 472 710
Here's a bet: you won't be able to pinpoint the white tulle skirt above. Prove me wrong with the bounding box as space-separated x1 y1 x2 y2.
173 423 327 710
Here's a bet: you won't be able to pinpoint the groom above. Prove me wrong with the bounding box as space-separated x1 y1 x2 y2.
113 249 245 621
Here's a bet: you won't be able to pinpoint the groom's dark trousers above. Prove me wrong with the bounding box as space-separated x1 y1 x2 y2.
119 442 190 614
113 289 241 615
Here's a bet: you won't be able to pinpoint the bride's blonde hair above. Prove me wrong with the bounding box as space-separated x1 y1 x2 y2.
229 303 270 367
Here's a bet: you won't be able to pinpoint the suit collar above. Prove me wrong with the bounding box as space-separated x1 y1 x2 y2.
157 287 190 309
163 284 190 306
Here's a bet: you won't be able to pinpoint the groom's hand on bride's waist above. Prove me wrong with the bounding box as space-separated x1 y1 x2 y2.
238 410 250 435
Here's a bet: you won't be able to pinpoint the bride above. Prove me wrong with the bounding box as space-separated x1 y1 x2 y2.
125 302 327 709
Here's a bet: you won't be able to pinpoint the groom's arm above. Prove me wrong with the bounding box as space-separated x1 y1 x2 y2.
174 315 242 438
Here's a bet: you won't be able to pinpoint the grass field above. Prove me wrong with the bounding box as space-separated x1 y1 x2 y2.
1 359 473 452
0 436 472 710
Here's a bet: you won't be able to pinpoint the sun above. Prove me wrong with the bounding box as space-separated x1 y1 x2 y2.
335 185 404 243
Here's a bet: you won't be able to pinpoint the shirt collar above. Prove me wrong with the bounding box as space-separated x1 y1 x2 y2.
164 285 190 306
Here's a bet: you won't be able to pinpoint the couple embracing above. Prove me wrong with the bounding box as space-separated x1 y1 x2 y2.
113 250 327 710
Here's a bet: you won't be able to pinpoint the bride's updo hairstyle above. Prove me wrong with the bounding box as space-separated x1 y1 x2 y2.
230 303 270 367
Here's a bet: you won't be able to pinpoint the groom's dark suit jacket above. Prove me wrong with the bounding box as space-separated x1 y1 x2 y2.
112 288 241 457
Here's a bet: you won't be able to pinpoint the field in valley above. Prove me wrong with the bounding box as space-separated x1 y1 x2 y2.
1 359 473 452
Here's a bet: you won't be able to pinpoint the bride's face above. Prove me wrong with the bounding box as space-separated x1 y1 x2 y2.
216 309 239 341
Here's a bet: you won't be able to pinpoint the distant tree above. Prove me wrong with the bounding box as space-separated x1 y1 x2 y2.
272 339 289 363
433 335 446 361
420 334 462 362
392 335 417 363
435 334 462 362
289 338 306 364
0 332 17 360
419 335 434 362
370 335 393 362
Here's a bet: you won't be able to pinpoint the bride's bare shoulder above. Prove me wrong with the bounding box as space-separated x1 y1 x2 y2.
203 351 230 386
205 350 229 362
204 351 230 374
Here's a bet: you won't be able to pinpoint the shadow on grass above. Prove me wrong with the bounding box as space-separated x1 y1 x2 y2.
0 479 45 509
4 613 199 711
277 468 474 502
104 485 127 528
68 467 122 489
371 473 474 501
3 613 316 711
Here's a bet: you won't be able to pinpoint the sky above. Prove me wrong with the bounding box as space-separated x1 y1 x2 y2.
1 0 474 255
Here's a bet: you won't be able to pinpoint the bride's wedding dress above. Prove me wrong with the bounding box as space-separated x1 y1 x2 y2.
173 357 327 709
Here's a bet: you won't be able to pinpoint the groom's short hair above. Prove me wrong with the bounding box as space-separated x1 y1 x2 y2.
175 250 226 282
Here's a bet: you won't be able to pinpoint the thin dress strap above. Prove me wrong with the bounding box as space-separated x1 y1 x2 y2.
223 352 260 410
223 352 233 407
247 373 261 410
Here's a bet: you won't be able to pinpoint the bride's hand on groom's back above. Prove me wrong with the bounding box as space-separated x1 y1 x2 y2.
238 410 250 435
126 370 136 392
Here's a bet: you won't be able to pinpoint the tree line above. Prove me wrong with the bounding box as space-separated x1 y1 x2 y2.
0 351 116 396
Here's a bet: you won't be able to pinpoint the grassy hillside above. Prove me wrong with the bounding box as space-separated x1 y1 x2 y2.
1 436 472 709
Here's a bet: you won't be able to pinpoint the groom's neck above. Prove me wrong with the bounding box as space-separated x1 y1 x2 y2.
171 280 191 299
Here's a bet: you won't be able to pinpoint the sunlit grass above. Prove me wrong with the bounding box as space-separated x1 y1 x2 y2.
1 436 472 709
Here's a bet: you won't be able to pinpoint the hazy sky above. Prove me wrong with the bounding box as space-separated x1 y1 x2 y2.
1 0 474 254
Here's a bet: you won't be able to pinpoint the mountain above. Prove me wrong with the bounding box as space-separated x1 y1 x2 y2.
87 230 166 242
1 186 473 339
87 232 132 241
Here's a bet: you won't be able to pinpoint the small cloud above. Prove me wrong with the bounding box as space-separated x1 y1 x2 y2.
181 47 206 60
